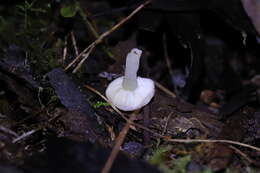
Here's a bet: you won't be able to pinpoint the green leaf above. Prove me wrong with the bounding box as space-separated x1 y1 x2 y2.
92 101 110 109
60 4 77 18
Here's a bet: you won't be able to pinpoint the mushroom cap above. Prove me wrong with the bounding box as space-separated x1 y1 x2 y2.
105 76 155 111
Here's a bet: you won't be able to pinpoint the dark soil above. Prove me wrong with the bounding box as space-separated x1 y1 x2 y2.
0 0 260 173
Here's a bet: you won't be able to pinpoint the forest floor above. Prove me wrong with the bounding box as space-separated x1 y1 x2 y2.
0 1 260 173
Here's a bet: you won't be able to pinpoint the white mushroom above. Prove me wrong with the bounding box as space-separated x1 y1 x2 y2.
105 48 155 111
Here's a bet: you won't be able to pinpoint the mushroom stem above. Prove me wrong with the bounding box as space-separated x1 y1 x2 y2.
122 48 142 90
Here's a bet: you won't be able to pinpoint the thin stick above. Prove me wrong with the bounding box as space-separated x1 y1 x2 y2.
62 35 68 63
65 0 151 72
162 33 174 77
12 128 40 143
162 112 172 135
155 81 176 98
94 0 151 44
12 112 65 144
65 42 95 71
163 138 260 153
101 110 140 173
228 145 253 164
85 84 154 130
0 126 18 137
84 85 127 120
84 85 260 153
71 31 79 56
72 46 94 73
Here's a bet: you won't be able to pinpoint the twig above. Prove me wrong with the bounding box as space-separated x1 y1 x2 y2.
93 0 151 44
65 42 95 72
157 35 182 98
72 46 94 73
62 35 68 63
84 85 260 153
228 145 253 164
84 85 126 119
0 126 18 137
12 128 40 143
162 112 172 135
78 5 115 60
37 87 45 109
12 110 65 144
77 4 99 39
163 138 260 153
162 33 174 77
85 84 153 131
156 112 172 147
155 81 176 98
65 0 151 73
101 110 140 173
11 109 45 127
71 31 79 56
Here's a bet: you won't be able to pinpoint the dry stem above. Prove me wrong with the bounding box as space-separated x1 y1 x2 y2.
71 31 79 56
101 110 140 173
65 0 152 73
84 85 260 153
155 81 176 98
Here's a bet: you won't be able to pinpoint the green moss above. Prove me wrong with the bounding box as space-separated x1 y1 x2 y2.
0 0 61 74
149 145 213 173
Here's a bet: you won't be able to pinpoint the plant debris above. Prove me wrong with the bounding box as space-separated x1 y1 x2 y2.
0 0 260 173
